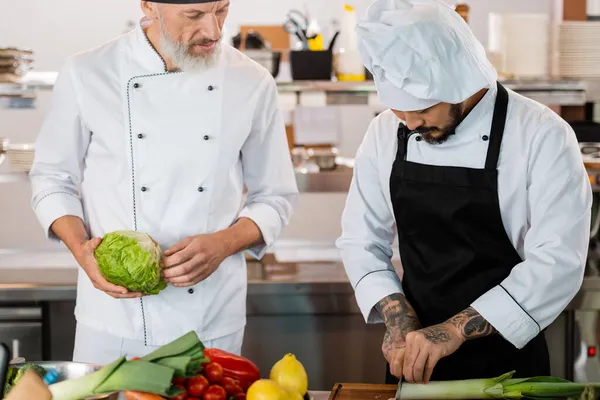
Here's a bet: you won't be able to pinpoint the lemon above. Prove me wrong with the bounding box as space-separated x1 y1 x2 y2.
247 379 289 400
269 353 308 396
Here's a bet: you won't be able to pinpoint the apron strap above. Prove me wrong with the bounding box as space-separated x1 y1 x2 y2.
484 82 510 171
395 121 412 160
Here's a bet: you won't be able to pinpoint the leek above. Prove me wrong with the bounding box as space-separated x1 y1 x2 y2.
396 371 600 400
46 331 208 400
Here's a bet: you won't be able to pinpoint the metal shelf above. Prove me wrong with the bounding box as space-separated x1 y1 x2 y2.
0 73 594 109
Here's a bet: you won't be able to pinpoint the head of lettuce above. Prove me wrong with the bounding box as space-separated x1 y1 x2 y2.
94 230 168 295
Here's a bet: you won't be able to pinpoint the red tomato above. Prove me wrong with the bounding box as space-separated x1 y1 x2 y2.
188 398 200 400
172 385 188 400
221 377 244 395
204 362 224 383
233 393 247 400
204 385 227 400
173 377 187 386
187 375 209 397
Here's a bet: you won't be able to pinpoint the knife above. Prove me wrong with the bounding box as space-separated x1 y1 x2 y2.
0 342 9 396
395 377 404 400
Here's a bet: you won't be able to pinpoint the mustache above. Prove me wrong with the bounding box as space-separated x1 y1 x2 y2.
415 127 439 135
188 38 220 46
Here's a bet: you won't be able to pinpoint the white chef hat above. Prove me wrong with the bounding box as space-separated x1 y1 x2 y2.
356 0 498 111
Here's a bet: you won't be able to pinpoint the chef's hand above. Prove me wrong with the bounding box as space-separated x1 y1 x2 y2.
161 234 227 287
402 322 464 384
74 238 143 299
382 326 412 380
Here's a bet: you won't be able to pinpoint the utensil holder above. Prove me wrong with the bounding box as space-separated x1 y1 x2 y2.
290 50 332 80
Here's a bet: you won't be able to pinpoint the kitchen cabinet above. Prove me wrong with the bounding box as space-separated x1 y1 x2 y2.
0 306 43 361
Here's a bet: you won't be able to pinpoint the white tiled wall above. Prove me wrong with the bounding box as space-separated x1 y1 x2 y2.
0 0 557 250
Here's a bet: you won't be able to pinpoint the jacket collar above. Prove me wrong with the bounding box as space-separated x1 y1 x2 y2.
131 17 173 73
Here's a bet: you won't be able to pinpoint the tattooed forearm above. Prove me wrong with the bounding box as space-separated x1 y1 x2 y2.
375 293 421 342
448 306 496 341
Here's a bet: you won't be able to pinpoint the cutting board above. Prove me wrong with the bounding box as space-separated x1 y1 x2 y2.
328 383 397 400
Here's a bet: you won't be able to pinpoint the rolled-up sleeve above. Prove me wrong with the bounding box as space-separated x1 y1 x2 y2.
237 75 298 259
29 59 90 241
336 121 403 324
471 115 591 349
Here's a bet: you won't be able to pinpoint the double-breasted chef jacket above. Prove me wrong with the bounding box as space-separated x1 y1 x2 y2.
29 20 299 346
337 83 592 357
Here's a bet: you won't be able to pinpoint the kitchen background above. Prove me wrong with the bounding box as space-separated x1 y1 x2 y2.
3 0 600 391
0 0 588 250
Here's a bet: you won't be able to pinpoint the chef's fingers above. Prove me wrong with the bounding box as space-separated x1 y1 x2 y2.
164 260 203 284
93 274 142 298
423 352 440 384
164 237 193 257
411 346 430 384
85 237 103 252
402 334 419 382
389 348 404 379
162 250 194 270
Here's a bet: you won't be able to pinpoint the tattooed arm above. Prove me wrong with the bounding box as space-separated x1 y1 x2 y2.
401 307 497 384
374 293 421 378
447 306 497 341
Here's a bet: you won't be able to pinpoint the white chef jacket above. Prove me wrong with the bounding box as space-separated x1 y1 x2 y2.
29 21 298 346
336 84 592 349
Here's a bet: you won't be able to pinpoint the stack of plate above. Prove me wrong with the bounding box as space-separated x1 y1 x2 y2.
7 143 35 172
558 22 600 78
0 47 34 83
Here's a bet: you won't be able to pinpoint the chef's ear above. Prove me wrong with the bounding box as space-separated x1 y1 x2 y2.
140 0 160 19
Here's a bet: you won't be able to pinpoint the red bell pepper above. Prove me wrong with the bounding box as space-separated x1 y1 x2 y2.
203 348 261 390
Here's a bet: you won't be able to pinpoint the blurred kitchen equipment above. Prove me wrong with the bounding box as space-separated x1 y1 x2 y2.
0 137 9 166
232 32 242 49
245 30 270 50
0 342 8 396
283 18 309 50
6 143 35 172
332 4 365 81
290 49 332 80
589 0 600 20
307 147 339 171
558 21 600 78
243 50 281 78
8 361 118 399
488 13 549 78
0 48 34 84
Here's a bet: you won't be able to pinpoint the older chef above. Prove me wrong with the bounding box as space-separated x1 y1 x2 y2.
337 0 592 385
29 0 298 364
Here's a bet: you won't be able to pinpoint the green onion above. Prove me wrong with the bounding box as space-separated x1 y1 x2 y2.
47 331 208 400
397 371 600 400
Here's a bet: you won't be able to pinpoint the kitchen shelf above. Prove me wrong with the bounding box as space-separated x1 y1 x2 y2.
1 73 595 109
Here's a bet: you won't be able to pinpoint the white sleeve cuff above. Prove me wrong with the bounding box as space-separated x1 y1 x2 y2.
354 269 404 324
471 285 540 349
32 191 84 241
237 202 282 260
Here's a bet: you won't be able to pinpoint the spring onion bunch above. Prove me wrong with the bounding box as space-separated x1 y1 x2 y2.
48 331 209 400
397 371 599 400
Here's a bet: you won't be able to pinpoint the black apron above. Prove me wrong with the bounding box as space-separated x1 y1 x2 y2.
384 82 550 383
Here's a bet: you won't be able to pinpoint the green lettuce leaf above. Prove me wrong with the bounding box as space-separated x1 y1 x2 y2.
94 230 167 295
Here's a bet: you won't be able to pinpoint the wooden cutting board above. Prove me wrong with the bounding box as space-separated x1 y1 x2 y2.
328 383 398 400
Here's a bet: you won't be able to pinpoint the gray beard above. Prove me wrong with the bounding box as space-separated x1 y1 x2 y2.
158 17 221 73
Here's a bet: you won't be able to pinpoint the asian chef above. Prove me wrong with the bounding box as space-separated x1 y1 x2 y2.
337 0 592 384
29 0 298 364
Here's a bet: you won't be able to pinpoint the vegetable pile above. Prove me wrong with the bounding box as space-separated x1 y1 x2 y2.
3 363 47 397
94 230 167 295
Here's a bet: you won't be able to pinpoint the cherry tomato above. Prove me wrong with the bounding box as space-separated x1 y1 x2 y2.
204 385 227 400
130 357 141 361
221 377 244 395
187 375 210 397
232 393 247 400
204 362 224 383
172 385 188 400
173 377 187 386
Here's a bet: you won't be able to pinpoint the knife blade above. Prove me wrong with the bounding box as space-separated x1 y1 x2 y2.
395 377 404 400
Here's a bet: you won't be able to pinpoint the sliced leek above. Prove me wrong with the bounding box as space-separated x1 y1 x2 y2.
396 371 600 400
47 331 208 400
